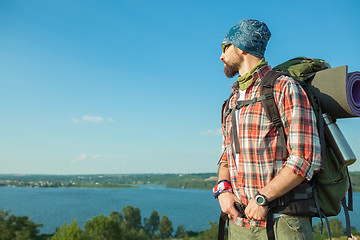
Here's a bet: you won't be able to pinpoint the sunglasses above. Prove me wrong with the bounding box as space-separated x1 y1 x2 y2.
221 43 231 53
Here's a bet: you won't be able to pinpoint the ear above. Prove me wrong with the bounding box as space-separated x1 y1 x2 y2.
235 47 247 56
239 50 248 56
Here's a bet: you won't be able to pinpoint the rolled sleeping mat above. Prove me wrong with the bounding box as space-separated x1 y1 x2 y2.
310 65 360 119
347 71 360 117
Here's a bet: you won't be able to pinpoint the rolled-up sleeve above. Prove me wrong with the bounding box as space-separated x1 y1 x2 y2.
277 77 322 180
218 135 228 165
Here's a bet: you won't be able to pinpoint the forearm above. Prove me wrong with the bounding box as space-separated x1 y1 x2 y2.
245 166 305 220
258 166 305 201
216 161 241 217
217 161 231 182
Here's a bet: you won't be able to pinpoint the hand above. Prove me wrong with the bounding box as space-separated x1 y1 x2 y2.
217 192 241 218
244 198 268 221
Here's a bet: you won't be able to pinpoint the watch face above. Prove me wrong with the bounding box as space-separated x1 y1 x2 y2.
255 195 267 206
256 196 265 205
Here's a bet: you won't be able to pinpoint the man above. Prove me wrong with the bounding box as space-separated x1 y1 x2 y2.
214 19 321 239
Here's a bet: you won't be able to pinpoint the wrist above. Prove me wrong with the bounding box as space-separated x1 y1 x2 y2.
257 187 274 201
213 180 232 199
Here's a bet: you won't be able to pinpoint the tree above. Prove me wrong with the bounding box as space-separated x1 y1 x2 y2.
196 222 223 240
159 215 173 239
175 225 185 238
122 206 142 231
329 218 346 237
0 210 41 240
109 211 123 222
144 210 160 236
51 219 88 240
123 228 148 240
84 214 123 240
313 217 347 239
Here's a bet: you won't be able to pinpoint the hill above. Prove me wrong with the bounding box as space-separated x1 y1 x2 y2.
0 171 359 191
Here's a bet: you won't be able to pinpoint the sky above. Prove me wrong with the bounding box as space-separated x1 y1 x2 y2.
1 0 360 175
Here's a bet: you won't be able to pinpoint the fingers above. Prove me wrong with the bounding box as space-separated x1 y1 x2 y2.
245 199 268 221
218 192 241 218
230 205 240 218
245 209 264 220
220 202 239 218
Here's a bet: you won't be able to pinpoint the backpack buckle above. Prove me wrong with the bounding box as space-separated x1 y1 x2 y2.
264 92 274 101
272 116 283 128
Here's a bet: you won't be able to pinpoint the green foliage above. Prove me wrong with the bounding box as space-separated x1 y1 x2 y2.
144 211 160 236
6 172 360 191
184 230 200 238
123 228 147 240
1 205 358 240
109 211 123 222
81 208 150 240
175 225 185 238
351 226 360 236
84 214 124 240
196 222 225 240
0 210 42 240
350 171 360 192
0 173 218 190
313 217 354 240
159 215 173 239
165 179 217 190
122 206 142 231
51 219 88 240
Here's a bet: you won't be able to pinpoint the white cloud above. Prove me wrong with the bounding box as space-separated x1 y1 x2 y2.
82 115 104 123
71 153 87 163
71 153 118 164
200 128 222 136
72 115 115 124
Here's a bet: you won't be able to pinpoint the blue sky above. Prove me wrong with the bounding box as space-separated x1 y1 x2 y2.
1 0 360 174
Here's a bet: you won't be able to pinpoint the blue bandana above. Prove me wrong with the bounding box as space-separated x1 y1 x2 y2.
223 19 271 58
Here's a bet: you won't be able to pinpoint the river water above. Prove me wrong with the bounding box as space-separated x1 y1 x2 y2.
0 185 358 234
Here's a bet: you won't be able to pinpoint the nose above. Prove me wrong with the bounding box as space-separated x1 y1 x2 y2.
220 52 225 61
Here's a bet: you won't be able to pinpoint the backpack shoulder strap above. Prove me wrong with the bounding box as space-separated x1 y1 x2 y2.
221 93 234 125
260 70 288 157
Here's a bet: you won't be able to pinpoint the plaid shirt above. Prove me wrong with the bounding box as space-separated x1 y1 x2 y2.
220 65 321 228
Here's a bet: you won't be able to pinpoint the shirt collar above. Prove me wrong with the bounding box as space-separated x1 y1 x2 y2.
253 64 272 81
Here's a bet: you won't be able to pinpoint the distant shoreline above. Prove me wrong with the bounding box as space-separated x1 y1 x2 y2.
0 184 139 189
0 172 359 191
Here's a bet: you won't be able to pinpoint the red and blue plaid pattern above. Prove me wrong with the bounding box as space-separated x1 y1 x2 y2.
220 65 321 228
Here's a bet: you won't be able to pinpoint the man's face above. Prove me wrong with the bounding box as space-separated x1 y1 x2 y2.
220 43 243 78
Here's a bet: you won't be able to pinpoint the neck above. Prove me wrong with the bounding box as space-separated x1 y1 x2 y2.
238 55 262 76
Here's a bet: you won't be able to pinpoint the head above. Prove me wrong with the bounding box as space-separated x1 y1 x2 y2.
220 43 245 78
220 19 271 78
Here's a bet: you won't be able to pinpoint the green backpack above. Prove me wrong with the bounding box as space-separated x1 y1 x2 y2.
261 57 354 239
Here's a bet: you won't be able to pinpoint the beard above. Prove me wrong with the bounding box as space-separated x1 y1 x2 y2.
223 55 242 78
224 62 239 78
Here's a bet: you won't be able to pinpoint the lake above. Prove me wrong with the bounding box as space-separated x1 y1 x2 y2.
0 185 359 234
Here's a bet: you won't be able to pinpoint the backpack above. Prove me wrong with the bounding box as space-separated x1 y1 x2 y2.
261 57 355 240
218 57 355 240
